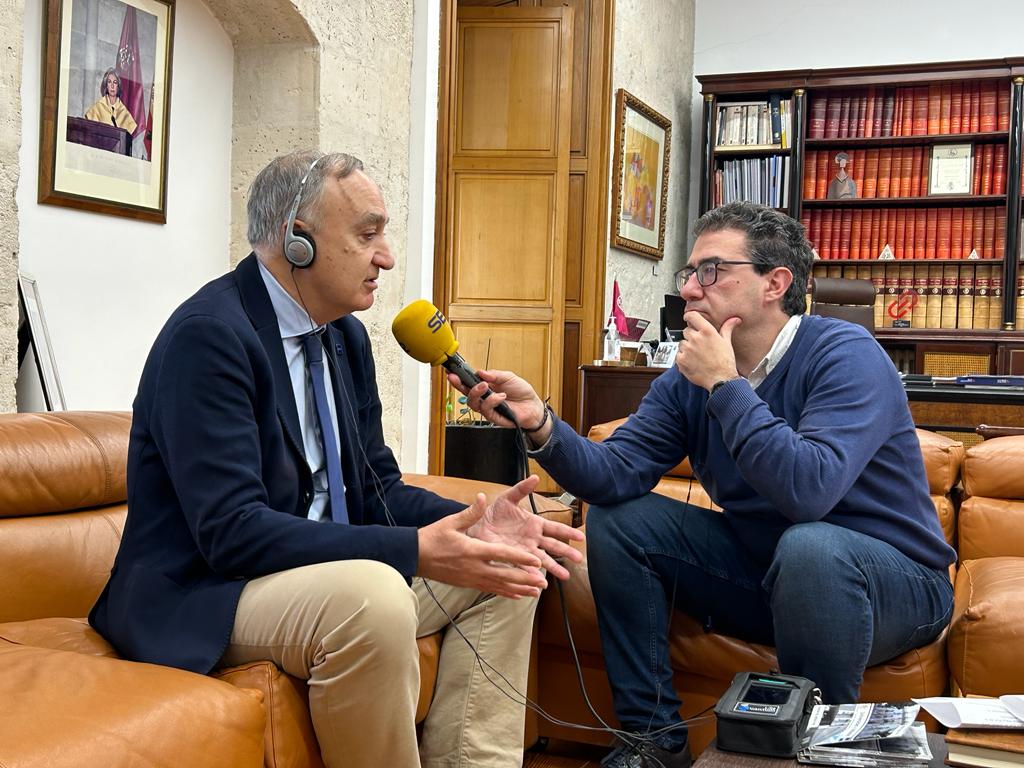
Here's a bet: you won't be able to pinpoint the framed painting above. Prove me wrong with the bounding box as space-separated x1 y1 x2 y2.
38 0 175 223
610 89 671 260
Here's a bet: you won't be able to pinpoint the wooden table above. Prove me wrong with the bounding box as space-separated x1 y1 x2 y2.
694 733 948 768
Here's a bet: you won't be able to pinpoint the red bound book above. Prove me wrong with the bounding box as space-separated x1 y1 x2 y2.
973 207 986 257
960 81 973 132
816 151 831 199
890 151 905 199
912 210 926 259
877 149 893 198
925 208 938 259
895 209 907 259
899 148 914 197
868 209 881 257
951 207 964 259
851 150 865 198
803 151 817 200
995 207 1007 260
997 81 1011 131
962 204 975 256
972 147 984 195
912 86 928 135
926 83 942 135
983 207 997 259
851 210 863 260
881 90 896 136
864 86 877 137
911 147 925 197
950 82 963 133
936 208 952 259
980 80 998 132
856 90 868 136
806 210 819 252
820 209 834 259
809 97 826 139
864 149 880 198
939 83 952 134
993 145 1007 194
901 88 917 138
969 81 981 132
981 144 995 195
879 208 891 252
873 91 885 136
830 207 842 257
824 97 842 138
839 209 853 259
838 96 851 138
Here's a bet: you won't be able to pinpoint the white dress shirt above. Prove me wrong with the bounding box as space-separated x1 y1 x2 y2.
258 260 342 522
746 314 802 389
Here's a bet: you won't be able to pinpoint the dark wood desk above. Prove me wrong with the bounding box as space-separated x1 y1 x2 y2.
577 365 1024 439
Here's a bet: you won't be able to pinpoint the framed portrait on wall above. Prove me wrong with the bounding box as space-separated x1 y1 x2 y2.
38 0 175 223
610 89 672 260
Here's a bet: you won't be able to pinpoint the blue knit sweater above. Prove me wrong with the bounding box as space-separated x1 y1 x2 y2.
536 315 955 570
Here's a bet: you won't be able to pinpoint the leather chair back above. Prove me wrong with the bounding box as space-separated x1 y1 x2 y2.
810 277 876 334
0 412 130 623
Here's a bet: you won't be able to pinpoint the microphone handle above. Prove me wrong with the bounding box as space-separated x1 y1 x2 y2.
443 355 517 425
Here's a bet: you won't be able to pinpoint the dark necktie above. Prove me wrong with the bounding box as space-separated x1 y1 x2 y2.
301 329 349 524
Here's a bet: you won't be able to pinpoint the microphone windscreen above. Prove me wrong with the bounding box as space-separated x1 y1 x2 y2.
392 300 460 366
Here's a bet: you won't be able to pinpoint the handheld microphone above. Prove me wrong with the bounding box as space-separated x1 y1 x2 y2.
392 300 517 424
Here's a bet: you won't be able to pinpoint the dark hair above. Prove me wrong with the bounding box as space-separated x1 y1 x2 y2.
692 201 812 316
100 69 121 99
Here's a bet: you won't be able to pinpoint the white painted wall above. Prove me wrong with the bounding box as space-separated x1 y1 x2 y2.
17 0 233 411
688 0 1024 243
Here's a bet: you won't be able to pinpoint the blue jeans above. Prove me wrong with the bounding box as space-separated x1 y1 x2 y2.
586 493 953 740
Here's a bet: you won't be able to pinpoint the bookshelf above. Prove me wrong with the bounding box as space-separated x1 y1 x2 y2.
697 60 1024 377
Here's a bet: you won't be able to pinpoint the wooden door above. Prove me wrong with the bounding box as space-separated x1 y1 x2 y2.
433 6 574 482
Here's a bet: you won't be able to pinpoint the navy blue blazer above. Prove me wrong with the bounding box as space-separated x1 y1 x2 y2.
89 254 463 674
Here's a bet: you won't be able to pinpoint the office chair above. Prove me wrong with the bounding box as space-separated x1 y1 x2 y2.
809 276 876 335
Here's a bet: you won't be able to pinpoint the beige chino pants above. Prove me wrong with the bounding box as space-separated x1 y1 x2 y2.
220 560 538 768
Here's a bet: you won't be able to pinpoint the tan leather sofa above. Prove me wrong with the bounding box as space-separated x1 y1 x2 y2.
0 411 568 768
947 434 1024 697
534 418 965 754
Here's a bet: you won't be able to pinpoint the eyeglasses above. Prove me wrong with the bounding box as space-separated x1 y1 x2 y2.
675 260 757 291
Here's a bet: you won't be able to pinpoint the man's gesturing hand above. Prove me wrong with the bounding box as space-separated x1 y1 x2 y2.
466 474 584 582
417 475 584 599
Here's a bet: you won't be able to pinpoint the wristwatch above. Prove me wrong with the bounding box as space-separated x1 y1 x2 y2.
710 377 737 395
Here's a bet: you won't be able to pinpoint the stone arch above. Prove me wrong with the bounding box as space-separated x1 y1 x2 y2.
202 0 320 261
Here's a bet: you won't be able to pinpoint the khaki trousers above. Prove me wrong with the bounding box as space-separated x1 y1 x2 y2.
220 560 538 768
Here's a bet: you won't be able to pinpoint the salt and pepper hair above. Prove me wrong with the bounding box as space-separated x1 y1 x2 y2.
692 201 813 316
100 68 121 98
246 150 364 251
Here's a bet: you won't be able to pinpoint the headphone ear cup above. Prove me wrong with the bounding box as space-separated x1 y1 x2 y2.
285 230 316 268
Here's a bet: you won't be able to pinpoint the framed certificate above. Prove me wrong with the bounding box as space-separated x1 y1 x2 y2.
929 143 973 195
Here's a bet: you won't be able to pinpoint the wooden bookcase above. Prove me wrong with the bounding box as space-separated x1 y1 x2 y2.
697 60 1024 376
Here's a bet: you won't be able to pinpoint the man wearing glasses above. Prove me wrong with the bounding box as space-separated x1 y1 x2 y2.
450 201 954 768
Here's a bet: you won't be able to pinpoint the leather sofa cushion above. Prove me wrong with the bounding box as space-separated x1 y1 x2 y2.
948 557 1024 696
963 435 1024 498
0 617 118 657
0 506 126 623
958 497 1024 560
0 411 130 518
0 643 265 768
917 428 964 496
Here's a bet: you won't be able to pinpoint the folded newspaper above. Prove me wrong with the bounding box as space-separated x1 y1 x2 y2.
797 702 932 767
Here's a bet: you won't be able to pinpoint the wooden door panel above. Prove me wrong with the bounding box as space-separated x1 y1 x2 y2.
540 0 590 156
457 23 560 153
565 172 585 306
452 173 554 303
451 321 552 398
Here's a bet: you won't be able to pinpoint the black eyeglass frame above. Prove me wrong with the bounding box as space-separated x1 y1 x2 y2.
674 260 758 290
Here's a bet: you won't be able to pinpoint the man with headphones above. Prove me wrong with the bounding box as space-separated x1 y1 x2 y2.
89 149 583 768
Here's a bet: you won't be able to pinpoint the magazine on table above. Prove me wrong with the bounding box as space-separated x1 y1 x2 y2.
797 702 932 767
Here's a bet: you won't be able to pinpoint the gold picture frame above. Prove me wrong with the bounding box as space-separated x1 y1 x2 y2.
610 89 672 260
39 0 175 223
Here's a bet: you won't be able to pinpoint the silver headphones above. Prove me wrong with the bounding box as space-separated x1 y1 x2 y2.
283 156 323 269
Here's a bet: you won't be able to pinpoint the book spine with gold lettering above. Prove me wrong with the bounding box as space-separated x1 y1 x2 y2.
973 265 991 329
926 265 944 329
958 266 975 330
871 266 886 330
912 266 928 329
941 264 959 329
989 271 1003 329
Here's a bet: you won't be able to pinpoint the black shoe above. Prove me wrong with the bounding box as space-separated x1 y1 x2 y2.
600 739 692 768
